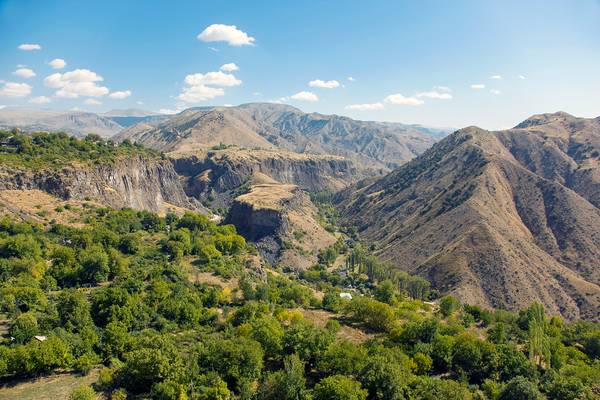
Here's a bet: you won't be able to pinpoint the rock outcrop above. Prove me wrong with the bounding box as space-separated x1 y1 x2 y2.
224 183 336 268
0 155 203 214
170 148 359 208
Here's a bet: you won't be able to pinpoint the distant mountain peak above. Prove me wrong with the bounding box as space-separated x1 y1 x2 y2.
514 111 577 129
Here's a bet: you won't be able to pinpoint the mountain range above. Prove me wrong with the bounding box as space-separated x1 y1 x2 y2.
1 104 599 320
337 112 600 320
0 107 166 137
115 103 447 172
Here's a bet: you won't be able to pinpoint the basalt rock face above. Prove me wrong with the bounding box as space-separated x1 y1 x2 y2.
170 148 359 208
224 184 336 268
337 112 600 321
0 155 202 214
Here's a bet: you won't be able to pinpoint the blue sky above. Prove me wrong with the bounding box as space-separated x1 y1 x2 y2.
0 0 599 129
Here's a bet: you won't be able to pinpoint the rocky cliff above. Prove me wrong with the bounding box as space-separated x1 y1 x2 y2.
0 155 202 214
170 148 359 208
224 183 336 268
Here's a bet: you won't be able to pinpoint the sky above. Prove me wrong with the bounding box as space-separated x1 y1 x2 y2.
0 0 599 129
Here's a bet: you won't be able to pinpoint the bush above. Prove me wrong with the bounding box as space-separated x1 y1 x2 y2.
499 376 542 400
10 312 39 344
314 375 367 400
439 296 460 317
70 385 96 400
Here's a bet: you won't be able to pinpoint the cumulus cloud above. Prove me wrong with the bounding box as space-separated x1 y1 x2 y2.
198 24 255 46
177 70 241 103
184 71 242 87
178 85 224 103
435 86 451 92
84 99 102 105
49 59 66 69
109 90 132 99
471 84 486 90
347 77 355 81
44 69 109 98
518 75 526 80
29 96 51 104
0 82 32 97
289 91 319 102
18 43 41 51
309 79 340 89
384 93 424 106
345 102 384 111
220 63 239 72
490 75 502 80
416 90 452 100
490 89 501 95
13 68 36 79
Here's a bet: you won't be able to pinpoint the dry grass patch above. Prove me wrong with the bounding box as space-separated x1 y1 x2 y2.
0 370 100 400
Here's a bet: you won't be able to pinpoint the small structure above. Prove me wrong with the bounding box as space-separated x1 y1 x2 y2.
33 335 47 342
339 292 353 300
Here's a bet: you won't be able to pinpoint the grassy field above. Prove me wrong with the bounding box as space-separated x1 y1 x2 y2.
0 370 99 400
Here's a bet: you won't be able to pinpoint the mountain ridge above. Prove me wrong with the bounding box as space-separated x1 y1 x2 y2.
337 112 600 320
115 102 449 172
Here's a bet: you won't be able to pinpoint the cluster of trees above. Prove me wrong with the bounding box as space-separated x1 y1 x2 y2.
0 204 599 399
0 130 158 170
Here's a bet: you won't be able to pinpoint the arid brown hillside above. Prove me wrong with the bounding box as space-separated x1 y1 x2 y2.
115 103 445 173
337 112 600 320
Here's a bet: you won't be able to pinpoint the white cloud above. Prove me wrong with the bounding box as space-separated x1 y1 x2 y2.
252 92 262 96
208 47 220 52
289 91 319 102
49 59 66 69
518 75 526 80
109 90 132 99
490 75 502 80
198 24 255 46
13 68 36 79
471 84 486 90
29 96 51 104
309 79 340 89
490 89 501 95
435 86 451 92
416 90 452 100
44 69 109 98
0 82 32 97
223 104 234 107
136 101 144 105
18 43 41 51
177 71 242 103
177 70 242 103
347 77 355 82
84 99 102 105
178 85 224 103
220 63 239 72
0 105 5 110
384 93 424 106
184 71 242 87
345 102 384 111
